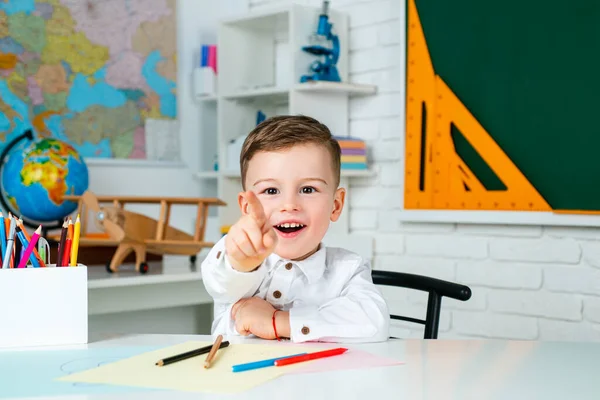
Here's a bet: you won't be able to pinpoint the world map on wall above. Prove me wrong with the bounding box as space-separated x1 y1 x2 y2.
0 0 177 159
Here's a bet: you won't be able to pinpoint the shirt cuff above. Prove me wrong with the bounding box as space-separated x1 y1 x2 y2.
289 305 321 342
289 304 379 343
222 303 239 337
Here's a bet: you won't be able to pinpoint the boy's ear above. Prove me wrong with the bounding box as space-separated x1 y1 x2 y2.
330 187 346 222
238 192 250 215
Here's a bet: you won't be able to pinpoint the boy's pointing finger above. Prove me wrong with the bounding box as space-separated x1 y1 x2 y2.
244 191 267 226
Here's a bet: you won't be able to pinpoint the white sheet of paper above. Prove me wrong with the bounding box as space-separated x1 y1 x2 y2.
58 341 325 394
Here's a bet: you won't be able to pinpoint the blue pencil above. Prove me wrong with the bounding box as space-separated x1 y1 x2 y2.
1 217 15 269
232 353 307 373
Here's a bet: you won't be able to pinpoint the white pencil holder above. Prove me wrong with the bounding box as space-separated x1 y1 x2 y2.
193 67 217 99
0 264 88 349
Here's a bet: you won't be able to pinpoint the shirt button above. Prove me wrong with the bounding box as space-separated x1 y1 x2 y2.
285 262 292 270
301 326 310 335
216 251 222 259
273 290 282 299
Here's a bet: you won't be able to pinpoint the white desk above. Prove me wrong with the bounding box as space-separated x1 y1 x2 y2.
15 333 599 400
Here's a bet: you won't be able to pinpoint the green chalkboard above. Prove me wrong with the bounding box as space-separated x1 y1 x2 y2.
414 0 600 211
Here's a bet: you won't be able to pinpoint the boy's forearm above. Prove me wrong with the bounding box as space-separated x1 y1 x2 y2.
287 292 390 343
275 311 291 339
201 245 267 303
227 254 262 273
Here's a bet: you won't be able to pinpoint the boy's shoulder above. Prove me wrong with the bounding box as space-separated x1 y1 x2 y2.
323 245 368 269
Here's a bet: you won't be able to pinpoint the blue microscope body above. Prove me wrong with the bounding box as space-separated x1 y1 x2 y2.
300 1 341 83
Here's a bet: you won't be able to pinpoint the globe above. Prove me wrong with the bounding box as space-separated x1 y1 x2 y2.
1 138 89 223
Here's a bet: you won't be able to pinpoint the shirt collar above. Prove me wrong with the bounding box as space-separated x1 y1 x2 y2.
267 244 327 284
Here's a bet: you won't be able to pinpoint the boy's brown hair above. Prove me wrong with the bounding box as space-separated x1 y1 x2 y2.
240 115 341 190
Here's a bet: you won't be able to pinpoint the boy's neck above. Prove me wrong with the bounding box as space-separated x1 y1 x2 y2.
291 243 321 262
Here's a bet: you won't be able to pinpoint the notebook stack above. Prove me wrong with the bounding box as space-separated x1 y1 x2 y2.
334 136 368 170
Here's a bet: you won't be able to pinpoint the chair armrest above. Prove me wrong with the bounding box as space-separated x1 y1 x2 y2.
372 270 472 301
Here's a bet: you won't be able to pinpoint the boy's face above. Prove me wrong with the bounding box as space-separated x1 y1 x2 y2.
240 143 345 260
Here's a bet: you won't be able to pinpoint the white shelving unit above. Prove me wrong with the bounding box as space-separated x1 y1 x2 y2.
195 4 378 240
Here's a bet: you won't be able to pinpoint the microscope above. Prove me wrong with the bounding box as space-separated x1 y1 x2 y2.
299 1 341 83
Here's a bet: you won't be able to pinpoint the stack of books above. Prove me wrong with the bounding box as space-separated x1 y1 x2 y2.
334 136 368 170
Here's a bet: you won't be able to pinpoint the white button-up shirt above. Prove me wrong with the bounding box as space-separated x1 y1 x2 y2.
201 236 390 343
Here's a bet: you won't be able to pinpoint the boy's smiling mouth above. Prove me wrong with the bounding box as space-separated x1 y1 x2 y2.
274 222 306 236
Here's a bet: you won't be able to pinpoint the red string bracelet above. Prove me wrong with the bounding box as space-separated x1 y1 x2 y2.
272 310 280 341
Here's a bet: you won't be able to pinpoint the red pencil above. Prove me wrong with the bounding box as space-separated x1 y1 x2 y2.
273 348 348 367
62 238 72 267
62 219 73 267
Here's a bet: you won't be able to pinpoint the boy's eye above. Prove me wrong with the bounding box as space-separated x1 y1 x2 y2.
265 188 279 195
301 186 315 194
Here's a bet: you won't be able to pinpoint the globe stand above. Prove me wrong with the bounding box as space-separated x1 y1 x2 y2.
0 129 68 233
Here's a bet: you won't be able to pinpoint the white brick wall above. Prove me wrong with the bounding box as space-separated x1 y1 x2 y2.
249 0 600 341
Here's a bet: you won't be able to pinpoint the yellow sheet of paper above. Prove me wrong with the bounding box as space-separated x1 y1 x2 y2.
57 341 325 394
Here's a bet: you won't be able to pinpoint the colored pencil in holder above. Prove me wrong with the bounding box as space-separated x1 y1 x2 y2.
17 226 41 269
56 219 68 267
16 218 46 267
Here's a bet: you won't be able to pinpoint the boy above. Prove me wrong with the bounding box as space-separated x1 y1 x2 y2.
201 115 390 343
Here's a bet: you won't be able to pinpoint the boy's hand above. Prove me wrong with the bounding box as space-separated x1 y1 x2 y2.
225 191 278 272
231 297 277 339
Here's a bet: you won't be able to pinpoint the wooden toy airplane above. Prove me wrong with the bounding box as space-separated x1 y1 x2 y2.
61 191 226 274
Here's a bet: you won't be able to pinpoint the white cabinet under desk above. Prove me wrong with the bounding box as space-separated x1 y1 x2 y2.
87 255 214 336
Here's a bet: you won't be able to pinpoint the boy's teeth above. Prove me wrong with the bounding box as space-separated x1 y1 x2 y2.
278 223 304 228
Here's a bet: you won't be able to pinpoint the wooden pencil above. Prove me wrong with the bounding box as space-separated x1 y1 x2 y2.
70 214 81 266
13 226 21 267
56 219 68 267
155 340 230 367
204 334 224 369
62 218 73 267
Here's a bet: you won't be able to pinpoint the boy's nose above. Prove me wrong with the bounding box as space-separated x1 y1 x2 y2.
280 201 301 212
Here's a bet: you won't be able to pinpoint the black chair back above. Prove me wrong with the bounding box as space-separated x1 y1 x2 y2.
372 270 472 339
